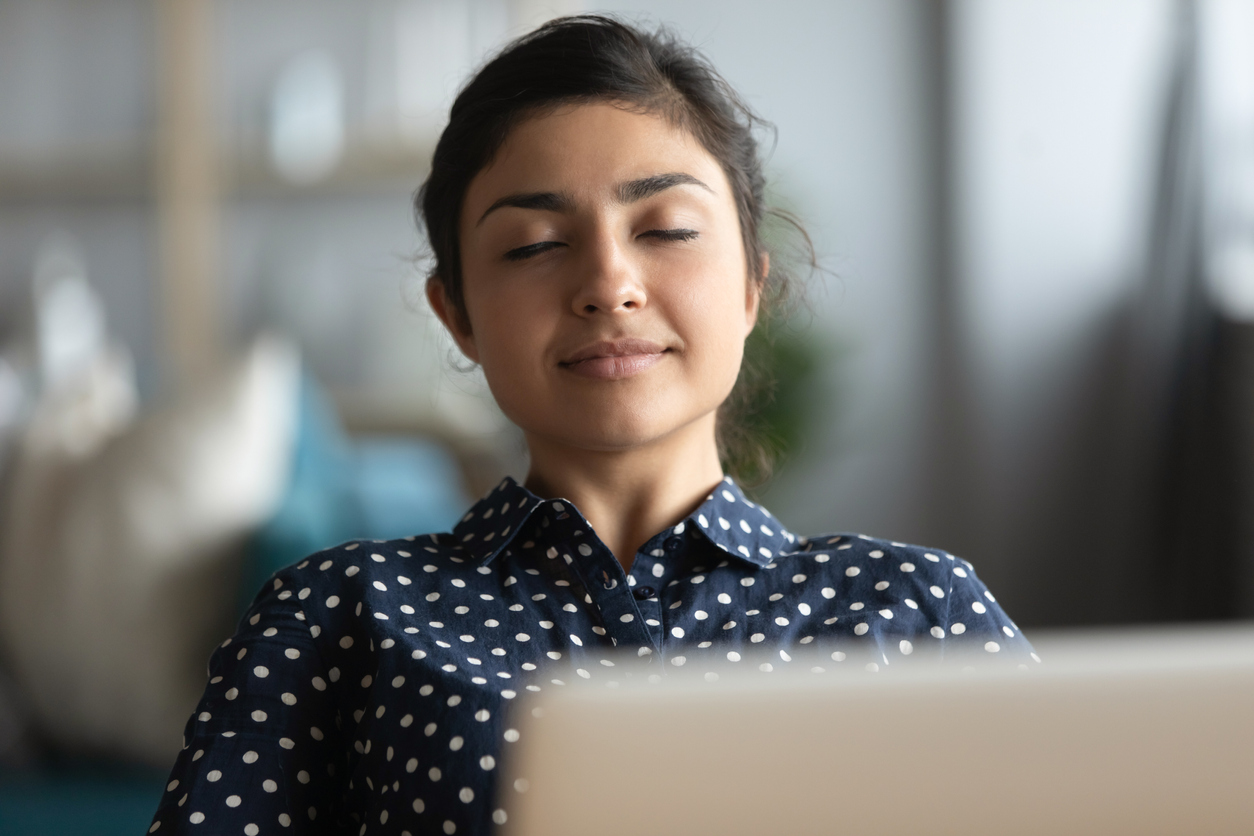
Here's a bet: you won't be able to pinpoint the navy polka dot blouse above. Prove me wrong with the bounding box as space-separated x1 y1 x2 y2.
149 476 1035 835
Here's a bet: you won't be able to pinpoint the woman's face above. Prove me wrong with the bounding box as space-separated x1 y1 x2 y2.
436 102 759 456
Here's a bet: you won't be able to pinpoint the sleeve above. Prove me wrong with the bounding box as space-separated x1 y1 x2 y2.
147 568 347 835
942 558 1040 666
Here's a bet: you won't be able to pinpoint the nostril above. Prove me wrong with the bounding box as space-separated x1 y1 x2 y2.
583 304 598 314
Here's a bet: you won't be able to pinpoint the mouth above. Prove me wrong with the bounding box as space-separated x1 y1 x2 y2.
558 339 671 380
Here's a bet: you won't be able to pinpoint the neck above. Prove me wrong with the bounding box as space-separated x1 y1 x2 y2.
523 415 725 573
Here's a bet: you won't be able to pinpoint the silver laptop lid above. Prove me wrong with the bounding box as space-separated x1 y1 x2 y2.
499 626 1254 836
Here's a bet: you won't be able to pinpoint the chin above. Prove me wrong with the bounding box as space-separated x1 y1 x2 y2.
516 403 713 454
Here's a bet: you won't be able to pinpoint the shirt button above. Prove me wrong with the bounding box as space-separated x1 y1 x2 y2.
664 536 683 550
633 586 657 601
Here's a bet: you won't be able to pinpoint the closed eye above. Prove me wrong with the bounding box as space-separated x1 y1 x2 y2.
639 228 699 243
503 241 565 261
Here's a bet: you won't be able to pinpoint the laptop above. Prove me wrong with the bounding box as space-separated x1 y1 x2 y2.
499 625 1254 835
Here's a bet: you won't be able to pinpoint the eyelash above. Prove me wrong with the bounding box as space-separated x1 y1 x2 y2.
502 228 699 261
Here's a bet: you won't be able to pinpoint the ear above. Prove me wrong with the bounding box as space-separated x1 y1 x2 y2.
744 252 768 336
426 277 481 364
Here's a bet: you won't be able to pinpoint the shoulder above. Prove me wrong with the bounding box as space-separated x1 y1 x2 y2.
245 532 482 636
261 533 471 592
784 531 967 589
783 532 1025 642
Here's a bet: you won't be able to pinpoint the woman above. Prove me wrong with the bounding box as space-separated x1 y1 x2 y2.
149 15 1032 836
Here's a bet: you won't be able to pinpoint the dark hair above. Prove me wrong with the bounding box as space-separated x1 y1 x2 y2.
416 14 810 482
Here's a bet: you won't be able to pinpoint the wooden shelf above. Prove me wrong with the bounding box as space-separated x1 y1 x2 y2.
0 133 435 204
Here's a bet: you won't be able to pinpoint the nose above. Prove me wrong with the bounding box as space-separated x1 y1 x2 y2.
570 233 646 316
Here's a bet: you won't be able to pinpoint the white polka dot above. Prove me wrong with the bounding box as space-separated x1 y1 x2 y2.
189 812 204 824
899 640 913 655
279 813 290 826
429 767 442 781
670 656 686 666
459 787 475 803
774 617 789 626
929 585 944 598
245 825 259 836
750 633 765 643
930 626 945 638
740 577 754 587
951 623 966 635
226 795 241 807
900 562 915 572
263 780 277 793
325 596 339 608
985 641 1001 653
854 623 869 635
242 750 258 764
972 601 987 614
493 809 508 824
443 821 456 834
252 710 267 722
1003 625 1014 637
413 799 426 813
206 771 222 782
671 626 684 638
727 651 741 662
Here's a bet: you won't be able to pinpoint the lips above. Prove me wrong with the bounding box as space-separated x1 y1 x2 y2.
558 339 670 380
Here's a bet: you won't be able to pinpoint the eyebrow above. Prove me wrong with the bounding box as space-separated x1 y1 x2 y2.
476 172 712 226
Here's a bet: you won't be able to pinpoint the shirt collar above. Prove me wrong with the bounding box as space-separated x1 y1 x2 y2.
451 475 797 568
685 476 797 567
450 477 546 566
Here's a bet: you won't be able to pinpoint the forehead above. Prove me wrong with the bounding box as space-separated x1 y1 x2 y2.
462 102 729 218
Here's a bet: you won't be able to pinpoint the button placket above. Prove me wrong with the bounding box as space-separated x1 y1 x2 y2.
568 541 655 652
629 569 663 646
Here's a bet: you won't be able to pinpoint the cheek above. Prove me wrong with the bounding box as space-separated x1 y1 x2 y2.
460 279 557 402
671 269 752 387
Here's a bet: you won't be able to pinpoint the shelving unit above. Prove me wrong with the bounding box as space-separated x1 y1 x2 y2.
0 0 586 491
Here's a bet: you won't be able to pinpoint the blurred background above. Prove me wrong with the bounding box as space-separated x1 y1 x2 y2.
2 0 1254 831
